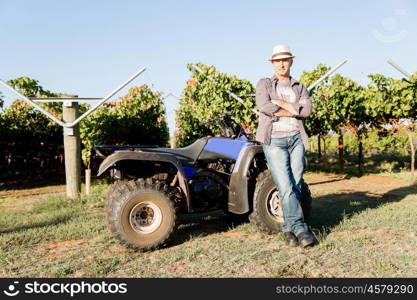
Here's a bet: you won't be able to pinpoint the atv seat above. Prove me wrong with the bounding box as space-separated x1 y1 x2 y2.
141 137 209 166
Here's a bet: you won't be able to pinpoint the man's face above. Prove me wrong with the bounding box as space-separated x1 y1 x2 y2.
272 58 293 77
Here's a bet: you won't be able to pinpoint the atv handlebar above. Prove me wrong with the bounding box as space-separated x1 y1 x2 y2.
200 113 252 140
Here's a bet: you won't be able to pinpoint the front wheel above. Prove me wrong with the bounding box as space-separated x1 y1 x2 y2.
106 179 178 250
249 169 312 234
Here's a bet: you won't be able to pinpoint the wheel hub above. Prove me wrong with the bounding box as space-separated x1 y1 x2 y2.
129 201 162 234
268 190 284 222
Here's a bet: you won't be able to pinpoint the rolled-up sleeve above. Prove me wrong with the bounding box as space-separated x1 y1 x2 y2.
256 78 280 117
298 84 312 117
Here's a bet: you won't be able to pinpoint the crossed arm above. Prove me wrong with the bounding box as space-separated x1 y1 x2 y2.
271 99 299 117
255 79 312 118
271 99 312 117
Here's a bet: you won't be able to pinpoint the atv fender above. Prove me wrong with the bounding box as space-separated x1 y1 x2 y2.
228 145 264 214
97 151 192 212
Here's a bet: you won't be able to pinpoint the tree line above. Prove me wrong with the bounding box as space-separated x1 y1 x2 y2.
0 77 169 178
1 64 416 179
175 63 417 178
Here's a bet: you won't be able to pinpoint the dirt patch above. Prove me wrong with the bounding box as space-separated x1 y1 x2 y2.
170 262 188 272
41 239 84 260
108 245 126 253
0 186 65 200
43 239 84 250
73 270 88 277
222 232 247 238
360 175 405 185
0 185 66 211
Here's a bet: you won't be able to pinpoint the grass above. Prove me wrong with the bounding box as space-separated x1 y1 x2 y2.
1 173 417 278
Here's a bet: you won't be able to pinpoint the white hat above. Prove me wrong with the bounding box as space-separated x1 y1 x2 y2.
269 45 295 61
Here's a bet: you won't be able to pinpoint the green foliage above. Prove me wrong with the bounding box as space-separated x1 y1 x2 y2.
300 64 331 136
1 78 64 176
3 66 417 176
363 130 409 155
363 72 417 177
173 63 417 175
1 78 169 175
365 73 417 126
299 63 331 89
80 85 169 167
6 76 69 116
175 63 256 147
7 77 57 98
300 65 367 136
309 130 410 156
0 100 63 175
327 74 367 130
307 130 413 174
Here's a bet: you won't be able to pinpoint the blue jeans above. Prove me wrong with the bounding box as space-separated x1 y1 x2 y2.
262 133 308 236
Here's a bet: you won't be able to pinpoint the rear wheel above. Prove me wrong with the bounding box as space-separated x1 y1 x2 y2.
106 179 178 250
249 169 312 234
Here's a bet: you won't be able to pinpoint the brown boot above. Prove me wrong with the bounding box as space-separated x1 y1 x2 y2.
296 231 315 248
283 232 299 247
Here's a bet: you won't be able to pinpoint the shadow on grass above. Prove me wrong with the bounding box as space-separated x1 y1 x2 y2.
308 183 417 238
167 183 417 248
167 211 248 248
309 177 351 186
0 214 74 235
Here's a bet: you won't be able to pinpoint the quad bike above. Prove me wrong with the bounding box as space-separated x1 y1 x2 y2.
96 113 312 250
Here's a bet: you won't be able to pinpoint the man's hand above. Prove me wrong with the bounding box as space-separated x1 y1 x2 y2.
271 99 286 107
271 99 299 116
274 109 295 117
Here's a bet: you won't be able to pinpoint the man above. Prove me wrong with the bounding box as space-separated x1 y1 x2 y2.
255 45 315 248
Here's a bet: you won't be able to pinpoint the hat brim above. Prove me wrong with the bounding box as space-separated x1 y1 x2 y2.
268 55 295 61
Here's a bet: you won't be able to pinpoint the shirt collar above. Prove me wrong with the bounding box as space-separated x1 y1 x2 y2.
270 74 299 86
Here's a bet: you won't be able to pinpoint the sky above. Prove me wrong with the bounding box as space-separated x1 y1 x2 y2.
0 0 416 136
